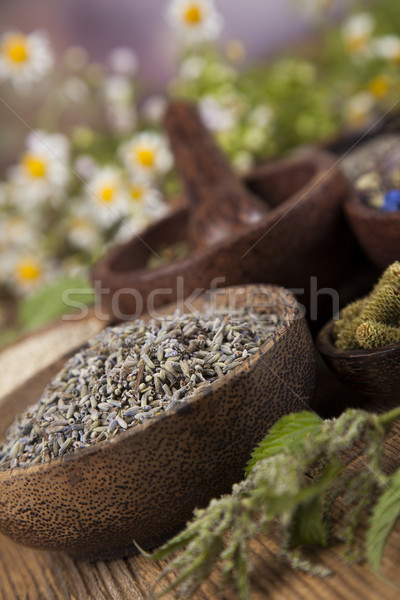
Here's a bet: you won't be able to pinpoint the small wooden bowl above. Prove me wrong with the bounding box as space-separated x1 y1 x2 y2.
0 284 316 561
316 316 400 400
344 192 400 269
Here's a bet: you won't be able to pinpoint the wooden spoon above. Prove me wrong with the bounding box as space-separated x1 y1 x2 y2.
0 284 316 560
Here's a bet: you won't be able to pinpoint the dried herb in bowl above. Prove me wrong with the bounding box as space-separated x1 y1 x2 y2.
333 261 400 350
342 134 400 210
0 309 277 470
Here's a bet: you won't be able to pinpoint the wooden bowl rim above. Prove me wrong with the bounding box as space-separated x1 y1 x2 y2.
0 284 302 479
317 314 400 359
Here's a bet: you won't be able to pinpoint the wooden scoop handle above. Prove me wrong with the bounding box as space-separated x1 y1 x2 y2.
164 100 269 249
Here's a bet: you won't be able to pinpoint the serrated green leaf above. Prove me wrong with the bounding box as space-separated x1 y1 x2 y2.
246 411 323 474
366 468 400 572
19 275 94 331
265 458 343 518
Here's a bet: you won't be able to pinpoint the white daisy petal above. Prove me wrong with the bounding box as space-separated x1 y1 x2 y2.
0 30 53 90
119 131 172 180
3 250 55 296
342 13 374 56
9 131 70 208
85 166 129 226
167 0 223 46
66 202 102 251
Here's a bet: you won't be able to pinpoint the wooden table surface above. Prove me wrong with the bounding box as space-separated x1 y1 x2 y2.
1 324 400 600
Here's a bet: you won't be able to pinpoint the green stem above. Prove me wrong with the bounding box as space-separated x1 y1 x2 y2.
377 406 400 429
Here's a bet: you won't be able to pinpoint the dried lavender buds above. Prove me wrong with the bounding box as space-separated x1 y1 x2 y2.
0 310 277 470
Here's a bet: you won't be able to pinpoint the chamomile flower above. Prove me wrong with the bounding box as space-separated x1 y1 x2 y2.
120 132 172 181
344 92 375 128
86 166 129 226
128 179 169 219
0 30 53 90
342 13 374 56
167 0 223 46
65 204 102 251
10 131 70 207
373 35 400 63
367 75 391 99
6 252 53 295
0 215 39 250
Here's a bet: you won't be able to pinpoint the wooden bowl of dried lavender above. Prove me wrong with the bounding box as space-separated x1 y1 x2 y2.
0 284 316 560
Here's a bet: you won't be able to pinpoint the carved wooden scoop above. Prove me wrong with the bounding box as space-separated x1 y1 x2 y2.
91 100 351 323
164 100 270 248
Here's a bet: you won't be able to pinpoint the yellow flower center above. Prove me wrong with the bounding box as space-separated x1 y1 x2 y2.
345 34 369 54
22 153 47 178
16 259 42 283
368 76 390 98
184 4 203 25
2 34 29 64
99 185 115 203
136 148 155 168
130 184 144 201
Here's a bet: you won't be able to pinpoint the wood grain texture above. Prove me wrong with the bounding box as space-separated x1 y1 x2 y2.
1 336 400 598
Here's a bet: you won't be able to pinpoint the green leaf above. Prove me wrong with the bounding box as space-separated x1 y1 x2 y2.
234 543 250 600
19 275 94 331
290 494 328 549
147 528 198 561
366 468 400 573
246 411 323 474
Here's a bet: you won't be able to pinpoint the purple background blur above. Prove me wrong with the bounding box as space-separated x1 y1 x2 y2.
0 0 352 169
0 0 350 85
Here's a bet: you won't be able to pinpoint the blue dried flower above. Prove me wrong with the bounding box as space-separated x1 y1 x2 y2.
382 189 400 212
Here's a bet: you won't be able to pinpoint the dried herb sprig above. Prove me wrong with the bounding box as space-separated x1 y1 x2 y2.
146 406 400 600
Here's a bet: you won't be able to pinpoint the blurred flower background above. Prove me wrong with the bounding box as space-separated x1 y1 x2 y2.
0 0 400 344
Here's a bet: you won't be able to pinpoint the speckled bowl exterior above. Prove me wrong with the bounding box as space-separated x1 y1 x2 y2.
0 285 316 561
344 192 400 269
316 316 400 399
91 148 351 324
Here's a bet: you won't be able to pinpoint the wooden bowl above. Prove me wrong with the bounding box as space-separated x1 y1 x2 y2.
316 316 400 400
91 148 351 325
0 284 315 561
344 192 400 269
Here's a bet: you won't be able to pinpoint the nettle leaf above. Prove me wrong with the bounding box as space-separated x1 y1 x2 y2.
19 275 94 331
246 411 323 474
366 468 400 573
290 494 328 549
